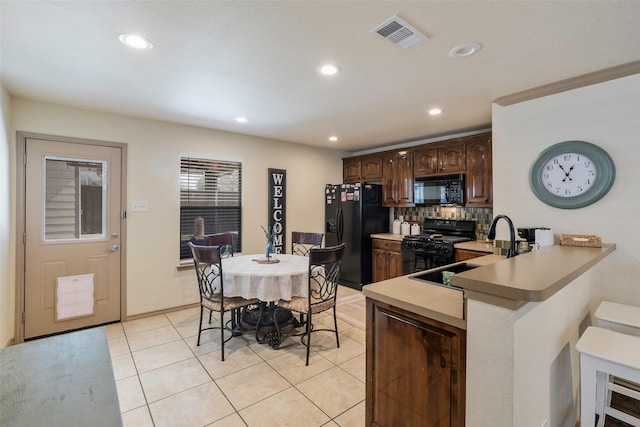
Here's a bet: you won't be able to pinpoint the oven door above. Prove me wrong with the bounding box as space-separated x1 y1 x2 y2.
417 251 455 271
401 240 417 275
402 241 455 274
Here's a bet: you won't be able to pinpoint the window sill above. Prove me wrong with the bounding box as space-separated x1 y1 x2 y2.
177 260 194 272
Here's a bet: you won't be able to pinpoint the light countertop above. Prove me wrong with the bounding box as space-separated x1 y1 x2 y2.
453 243 616 303
371 234 496 254
454 240 494 253
370 233 405 242
363 244 616 324
362 253 504 329
363 273 468 329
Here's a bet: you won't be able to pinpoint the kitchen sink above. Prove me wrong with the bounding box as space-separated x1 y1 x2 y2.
409 263 480 289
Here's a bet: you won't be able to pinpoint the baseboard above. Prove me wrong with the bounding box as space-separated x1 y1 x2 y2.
124 302 200 322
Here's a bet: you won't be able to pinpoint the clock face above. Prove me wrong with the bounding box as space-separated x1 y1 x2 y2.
540 152 596 198
529 141 615 209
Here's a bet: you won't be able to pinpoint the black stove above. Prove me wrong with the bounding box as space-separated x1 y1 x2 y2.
402 219 476 274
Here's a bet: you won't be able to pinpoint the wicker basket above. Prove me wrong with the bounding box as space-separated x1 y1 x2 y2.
559 234 602 248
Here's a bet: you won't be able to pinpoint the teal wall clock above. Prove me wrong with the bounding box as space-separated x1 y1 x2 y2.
529 140 615 209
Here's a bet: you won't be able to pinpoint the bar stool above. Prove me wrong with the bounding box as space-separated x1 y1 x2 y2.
576 326 640 427
594 300 640 337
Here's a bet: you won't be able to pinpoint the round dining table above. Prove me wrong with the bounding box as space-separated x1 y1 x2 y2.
222 254 310 346
222 254 309 302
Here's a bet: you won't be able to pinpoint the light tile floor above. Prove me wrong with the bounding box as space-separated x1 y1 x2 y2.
107 286 366 427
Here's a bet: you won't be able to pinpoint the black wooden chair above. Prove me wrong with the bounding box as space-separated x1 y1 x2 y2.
273 243 346 365
291 231 324 256
189 242 261 361
203 233 235 258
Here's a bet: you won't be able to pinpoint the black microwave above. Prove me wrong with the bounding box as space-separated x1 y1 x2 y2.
414 174 465 206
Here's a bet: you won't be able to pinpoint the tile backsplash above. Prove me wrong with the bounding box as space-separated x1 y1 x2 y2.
394 206 494 241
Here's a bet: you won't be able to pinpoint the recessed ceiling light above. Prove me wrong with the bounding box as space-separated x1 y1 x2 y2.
235 116 248 123
428 108 442 116
328 136 338 142
318 64 341 76
449 42 481 59
119 33 153 50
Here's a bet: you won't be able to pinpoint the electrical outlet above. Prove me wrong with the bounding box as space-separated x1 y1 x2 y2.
131 201 149 212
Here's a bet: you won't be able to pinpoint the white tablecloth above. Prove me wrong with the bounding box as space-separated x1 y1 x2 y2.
222 254 309 302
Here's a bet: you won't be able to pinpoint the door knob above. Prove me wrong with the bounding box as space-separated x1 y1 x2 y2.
110 245 119 252
111 232 119 239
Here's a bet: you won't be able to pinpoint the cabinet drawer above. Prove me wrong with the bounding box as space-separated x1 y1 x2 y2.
372 238 402 252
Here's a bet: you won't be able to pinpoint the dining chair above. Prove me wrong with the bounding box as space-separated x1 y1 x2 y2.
189 242 261 361
274 242 346 365
204 232 235 258
202 233 239 325
291 231 324 256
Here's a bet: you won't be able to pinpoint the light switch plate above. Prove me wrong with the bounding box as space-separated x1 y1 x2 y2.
131 201 149 212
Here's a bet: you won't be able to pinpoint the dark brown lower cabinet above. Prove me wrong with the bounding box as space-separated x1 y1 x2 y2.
366 298 466 427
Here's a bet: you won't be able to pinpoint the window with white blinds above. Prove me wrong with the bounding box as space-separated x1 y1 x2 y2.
179 156 242 260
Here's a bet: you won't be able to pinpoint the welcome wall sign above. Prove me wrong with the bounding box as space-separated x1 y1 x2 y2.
268 168 286 254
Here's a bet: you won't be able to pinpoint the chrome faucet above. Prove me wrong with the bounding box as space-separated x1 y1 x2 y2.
487 215 517 258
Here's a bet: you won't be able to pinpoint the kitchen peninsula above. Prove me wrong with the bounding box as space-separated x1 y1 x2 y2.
363 242 616 426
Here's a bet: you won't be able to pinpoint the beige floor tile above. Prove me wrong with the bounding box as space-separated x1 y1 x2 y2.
166 306 203 339
336 304 366 330
148 381 235 427
184 327 247 357
244 334 303 361
199 345 263 379
132 339 194 373
333 400 366 427
267 346 334 384
139 357 210 403
337 286 361 298
314 313 356 333
341 327 366 346
126 324 182 352
116 376 147 413
184 330 224 356
105 322 125 339
239 386 330 427
215 362 291 410
122 314 172 336
209 413 248 427
109 283 368 426
165 305 202 325
339 353 366 384
313 335 365 366
297 366 365 418
121 406 154 427
112 352 137 380
108 335 130 358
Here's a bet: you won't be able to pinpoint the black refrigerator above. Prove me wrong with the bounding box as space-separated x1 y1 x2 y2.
325 183 389 290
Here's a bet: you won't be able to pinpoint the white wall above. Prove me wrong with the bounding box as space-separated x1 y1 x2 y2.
0 85 13 346
492 73 640 304
5 98 344 340
476 73 640 426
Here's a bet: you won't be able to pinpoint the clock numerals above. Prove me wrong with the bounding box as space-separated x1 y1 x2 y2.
540 152 597 198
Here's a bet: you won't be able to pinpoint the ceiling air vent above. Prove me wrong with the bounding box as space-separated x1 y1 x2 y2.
371 15 429 50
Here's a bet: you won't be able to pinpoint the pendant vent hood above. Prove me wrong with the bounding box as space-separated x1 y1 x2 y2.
371 15 429 50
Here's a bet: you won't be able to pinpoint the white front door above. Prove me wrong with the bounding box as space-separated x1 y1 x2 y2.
22 135 124 339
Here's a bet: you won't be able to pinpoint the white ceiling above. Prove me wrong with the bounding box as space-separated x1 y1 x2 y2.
2 1 640 152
